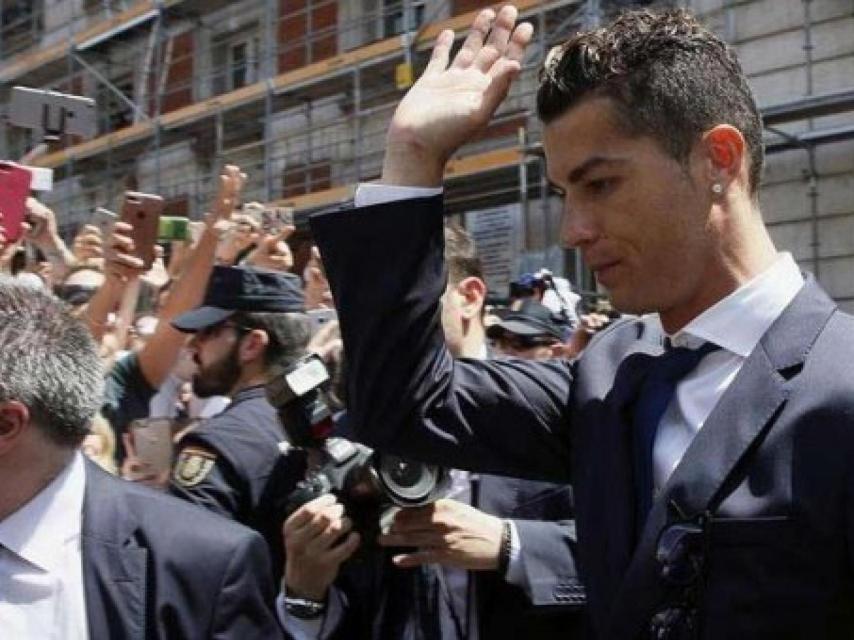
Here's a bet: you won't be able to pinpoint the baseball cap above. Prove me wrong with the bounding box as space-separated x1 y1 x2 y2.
486 300 570 342
171 265 305 332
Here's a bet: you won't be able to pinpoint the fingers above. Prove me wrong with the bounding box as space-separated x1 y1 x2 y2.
505 20 534 66
451 8 496 70
275 224 295 242
389 503 435 528
473 5 518 73
392 548 442 568
379 530 445 549
327 531 361 564
285 495 359 560
426 29 456 74
285 493 335 528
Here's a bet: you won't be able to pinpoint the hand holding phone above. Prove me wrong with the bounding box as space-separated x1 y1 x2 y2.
120 191 164 269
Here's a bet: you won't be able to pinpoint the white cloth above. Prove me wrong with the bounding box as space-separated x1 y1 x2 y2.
0 452 89 640
354 183 443 208
652 252 804 490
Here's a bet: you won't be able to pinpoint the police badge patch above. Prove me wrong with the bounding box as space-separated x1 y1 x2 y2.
173 447 217 487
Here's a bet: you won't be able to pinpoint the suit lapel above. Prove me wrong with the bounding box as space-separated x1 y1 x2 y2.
81 461 147 640
605 278 836 639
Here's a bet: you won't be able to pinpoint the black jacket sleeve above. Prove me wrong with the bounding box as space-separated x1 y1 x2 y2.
311 195 575 483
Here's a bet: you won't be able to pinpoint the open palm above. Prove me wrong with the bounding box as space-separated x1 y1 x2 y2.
383 6 534 184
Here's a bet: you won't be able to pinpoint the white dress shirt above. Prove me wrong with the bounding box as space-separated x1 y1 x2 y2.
0 451 89 640
652 252 805 491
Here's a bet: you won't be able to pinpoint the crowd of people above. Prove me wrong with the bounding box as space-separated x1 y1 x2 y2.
2 3 854 640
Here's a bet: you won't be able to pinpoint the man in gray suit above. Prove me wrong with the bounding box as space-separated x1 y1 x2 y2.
309 5 854 639
0 278 281 639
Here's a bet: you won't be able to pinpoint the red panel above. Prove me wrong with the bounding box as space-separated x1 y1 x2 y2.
282 162 331 198
278 0 337 71
452 0 493 16
161 31 194 113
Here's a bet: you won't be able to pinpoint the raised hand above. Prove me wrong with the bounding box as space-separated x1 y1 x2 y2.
303 245 333 309
382 5 534 186
207 164 247 224
104 220 145 282
244 224 295 272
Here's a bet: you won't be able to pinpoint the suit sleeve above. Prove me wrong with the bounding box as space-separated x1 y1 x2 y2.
310 196 574 483
211 530 284 639
511 519 586 607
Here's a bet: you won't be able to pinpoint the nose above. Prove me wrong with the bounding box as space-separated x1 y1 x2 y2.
560 199 599 248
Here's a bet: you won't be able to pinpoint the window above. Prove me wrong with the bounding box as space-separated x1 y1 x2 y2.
381 0 425 37
212 27 260 95
228 37 259 90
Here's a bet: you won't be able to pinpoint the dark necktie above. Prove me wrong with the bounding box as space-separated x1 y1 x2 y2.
632 341 719 533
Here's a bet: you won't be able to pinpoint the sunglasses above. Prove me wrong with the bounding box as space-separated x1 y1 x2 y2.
196 321 253 340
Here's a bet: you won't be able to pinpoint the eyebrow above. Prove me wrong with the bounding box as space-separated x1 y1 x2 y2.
567 156 627 184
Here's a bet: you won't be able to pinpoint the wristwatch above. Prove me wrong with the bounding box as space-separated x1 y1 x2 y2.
283 594 327 620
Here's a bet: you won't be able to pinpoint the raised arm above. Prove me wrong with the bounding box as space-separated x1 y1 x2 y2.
136 165 245 388
311 8 573 482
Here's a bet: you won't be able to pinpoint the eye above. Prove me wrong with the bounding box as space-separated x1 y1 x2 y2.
584 178 617 195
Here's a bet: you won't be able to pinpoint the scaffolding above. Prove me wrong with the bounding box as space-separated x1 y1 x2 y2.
1 0 853 295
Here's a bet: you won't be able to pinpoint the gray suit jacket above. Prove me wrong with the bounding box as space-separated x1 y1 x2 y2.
82 460 282 639
311 194 854 639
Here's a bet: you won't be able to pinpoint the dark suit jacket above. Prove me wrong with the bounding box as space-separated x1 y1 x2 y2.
82 460 282 639
311 194 854 639
475 474 587 639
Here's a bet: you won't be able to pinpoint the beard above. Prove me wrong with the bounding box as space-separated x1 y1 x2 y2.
192 341 242 398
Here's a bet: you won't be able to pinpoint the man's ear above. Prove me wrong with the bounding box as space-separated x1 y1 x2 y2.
0 401 29 456
456 276 487 320
239 329 270 364
700 125 747 192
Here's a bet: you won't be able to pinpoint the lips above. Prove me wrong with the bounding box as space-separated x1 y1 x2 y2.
589 259 621 286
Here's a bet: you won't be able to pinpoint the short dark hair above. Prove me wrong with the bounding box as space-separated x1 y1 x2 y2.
233 310 311 369
537 9 764 193
444 221 484 286
0 277 104 447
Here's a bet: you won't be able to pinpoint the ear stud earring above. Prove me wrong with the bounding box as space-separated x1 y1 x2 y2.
711 183 723 195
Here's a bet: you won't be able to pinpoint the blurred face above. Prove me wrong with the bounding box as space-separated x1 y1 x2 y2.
188 321 244 398
544 97 719 331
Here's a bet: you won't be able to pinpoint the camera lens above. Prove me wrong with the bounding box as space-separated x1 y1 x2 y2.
375 454 444 506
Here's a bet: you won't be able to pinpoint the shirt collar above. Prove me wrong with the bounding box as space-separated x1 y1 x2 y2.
668 252 804 357
0 451 86 572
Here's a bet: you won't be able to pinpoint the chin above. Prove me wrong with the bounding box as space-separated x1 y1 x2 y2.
607 288 656 317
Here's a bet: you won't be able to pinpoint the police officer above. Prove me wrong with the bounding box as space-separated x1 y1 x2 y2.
168 264 310 583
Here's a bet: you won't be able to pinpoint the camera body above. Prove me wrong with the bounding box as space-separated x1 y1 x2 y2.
267 354 449 546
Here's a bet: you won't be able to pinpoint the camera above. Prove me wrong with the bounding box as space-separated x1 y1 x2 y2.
266 354 449 545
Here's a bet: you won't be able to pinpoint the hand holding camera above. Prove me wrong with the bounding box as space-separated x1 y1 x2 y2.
268 354 450 566
282 494 361 601
379 498 505 571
